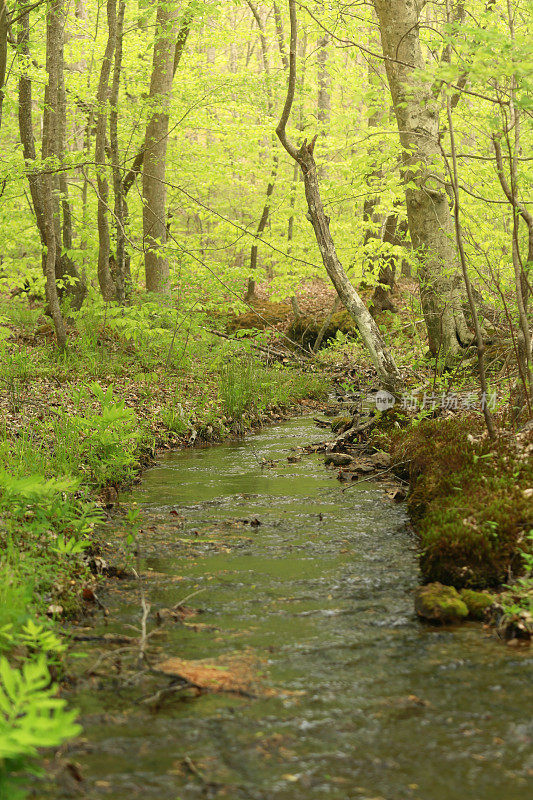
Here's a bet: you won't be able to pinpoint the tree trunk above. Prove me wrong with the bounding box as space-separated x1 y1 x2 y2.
42 0 67 348
0 0 8 130
317 36 331 126
94 0 117 300
18 10 46 244
110 0 127 303
277 1 401 392
122 2 194 197
244 155 278 302
298 138 401 389
55 12 86 309
244 1 280 301
373 0 470 361
142 0 179 293
18 2 85 312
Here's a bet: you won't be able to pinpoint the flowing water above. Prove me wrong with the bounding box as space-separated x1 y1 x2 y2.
52 418 532 800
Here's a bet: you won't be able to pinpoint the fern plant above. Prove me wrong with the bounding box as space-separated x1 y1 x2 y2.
0 657 80 796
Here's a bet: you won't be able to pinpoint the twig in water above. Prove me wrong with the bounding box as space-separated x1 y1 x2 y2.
133 536 151 667
172 587 205 610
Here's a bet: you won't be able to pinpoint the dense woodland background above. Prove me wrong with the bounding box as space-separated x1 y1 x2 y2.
0 0 531 392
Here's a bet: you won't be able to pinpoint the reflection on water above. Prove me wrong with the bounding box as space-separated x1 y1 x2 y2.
52 418 533 800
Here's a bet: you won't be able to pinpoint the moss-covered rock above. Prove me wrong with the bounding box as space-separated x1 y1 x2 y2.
286 311 358 350
415 583 469 623
460 589 495 620
330 415 354 433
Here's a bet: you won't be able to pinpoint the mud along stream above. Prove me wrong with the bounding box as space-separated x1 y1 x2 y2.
47 418 532 800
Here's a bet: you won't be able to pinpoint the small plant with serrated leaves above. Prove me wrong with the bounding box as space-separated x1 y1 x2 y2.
0 657 81 797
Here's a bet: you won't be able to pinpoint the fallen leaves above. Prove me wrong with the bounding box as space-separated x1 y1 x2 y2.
153 652 261 696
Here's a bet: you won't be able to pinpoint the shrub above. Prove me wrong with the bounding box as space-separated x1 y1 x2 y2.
0 657 80 798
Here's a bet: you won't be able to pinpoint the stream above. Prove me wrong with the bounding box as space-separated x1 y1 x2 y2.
51 417 532 800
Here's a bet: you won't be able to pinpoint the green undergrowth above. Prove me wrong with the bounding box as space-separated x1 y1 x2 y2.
0 293 328 791
389 416 533 590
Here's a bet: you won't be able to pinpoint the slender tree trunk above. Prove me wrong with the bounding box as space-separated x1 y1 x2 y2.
142 0 179 293
244 0 282 301
18 9 46 243
42 0 67 348
56 18 71 251
94 0 117 300
0 0 8 130
277 0 401 391
360 21 399 313
122 2 194 197
316 33 330 179
317 36 331 127
110 0 127 303
18 1 85 311
244 156 278 302
373 0 470 362
446 99 496 437
313 296 342 353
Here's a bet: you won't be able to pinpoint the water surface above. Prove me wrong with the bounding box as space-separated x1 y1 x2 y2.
54 418 532 799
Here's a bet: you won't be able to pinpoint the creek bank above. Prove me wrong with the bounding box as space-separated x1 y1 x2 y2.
313 402 533 642
0 345 328 664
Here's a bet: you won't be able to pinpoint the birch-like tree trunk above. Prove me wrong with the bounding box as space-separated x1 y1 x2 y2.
373 0 470 361
277 0 401 392
142 0 179 293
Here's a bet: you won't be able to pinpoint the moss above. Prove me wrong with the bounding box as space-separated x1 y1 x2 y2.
227 301 291 333
460 589 494 620
331 415 354 433
415 583 469 623
286 311 358 350
390 417 533 589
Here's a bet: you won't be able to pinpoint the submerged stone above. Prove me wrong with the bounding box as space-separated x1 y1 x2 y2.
324 453 353 467
415 582 469 624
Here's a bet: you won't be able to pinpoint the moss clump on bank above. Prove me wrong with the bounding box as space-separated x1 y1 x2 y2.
226 300 292 332
390 417 533 589
286 311 358 350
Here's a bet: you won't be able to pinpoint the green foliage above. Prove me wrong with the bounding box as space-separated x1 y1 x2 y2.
218 357 328 423
501 530 533 616
0 657 80 797
49 383 141 486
